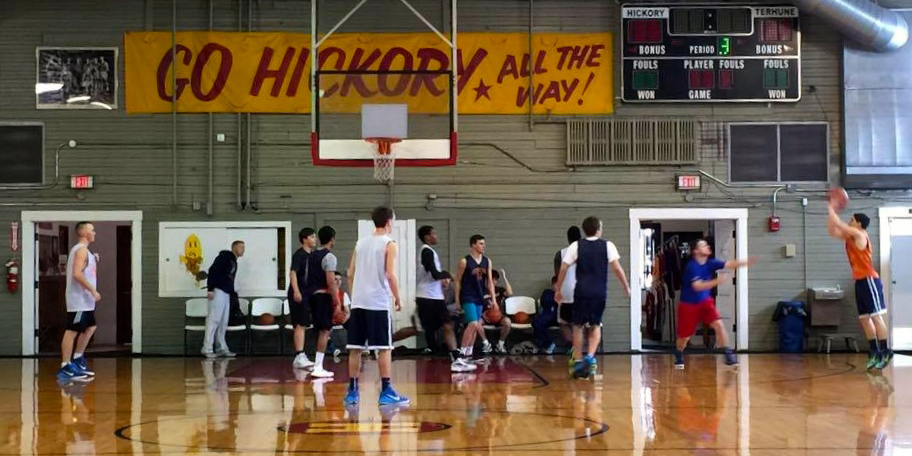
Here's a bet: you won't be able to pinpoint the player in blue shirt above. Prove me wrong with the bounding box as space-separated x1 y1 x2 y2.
675 239 755 369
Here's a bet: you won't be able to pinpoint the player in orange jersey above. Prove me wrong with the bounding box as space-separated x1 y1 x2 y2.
827 203 893 370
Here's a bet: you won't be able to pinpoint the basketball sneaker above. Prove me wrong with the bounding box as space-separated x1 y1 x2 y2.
481 340 493 354
202 351 218 359
293 353 315 369
673 350 685 369
378 387 410 406
216 350 236 358
567 348 576 368
310 368 335 378
876 350 894 369
723 349 739 366
545 343 556 355
585 355 598 376
73 356 95 376
344 386 359 405
57 363 89 382
572 360 589 379
866 353 880 370
451 358 478 372
494 341 508 355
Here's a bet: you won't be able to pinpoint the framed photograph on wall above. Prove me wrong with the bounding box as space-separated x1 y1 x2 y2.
36 47 117 110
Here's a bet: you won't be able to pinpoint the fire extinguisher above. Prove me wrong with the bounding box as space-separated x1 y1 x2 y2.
6 260 19 293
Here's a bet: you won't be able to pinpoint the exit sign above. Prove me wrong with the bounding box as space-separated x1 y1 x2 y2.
676 174 701 191
70 175 94 189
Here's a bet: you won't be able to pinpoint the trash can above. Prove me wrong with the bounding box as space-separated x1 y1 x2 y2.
773 301 807 353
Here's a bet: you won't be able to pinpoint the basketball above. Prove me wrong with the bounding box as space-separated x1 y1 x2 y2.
483 304 503 323
828 187 850 212
256 313 275 325
332 306 347 325
513 311 530 324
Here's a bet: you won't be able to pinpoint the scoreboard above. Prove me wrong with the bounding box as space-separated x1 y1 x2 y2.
621 4 800 103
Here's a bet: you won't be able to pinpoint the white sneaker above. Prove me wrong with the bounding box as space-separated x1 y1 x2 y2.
293 354 315 369
451 359 478 372
481 341 493 354
495 342 508 354
310 368 335 378
217 350 236 358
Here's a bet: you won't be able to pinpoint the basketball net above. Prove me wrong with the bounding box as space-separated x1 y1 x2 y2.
366 137 402 183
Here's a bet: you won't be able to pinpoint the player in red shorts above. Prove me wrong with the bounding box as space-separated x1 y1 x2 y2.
674 239 755 369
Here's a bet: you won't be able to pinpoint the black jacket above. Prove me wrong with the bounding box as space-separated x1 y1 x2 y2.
207 250 238 295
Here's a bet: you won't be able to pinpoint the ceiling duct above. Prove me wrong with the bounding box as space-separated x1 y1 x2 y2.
792 0 908 52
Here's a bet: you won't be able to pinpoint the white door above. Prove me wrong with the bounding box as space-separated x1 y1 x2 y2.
889 218 912 350
357 219 417 347
714 219 737 345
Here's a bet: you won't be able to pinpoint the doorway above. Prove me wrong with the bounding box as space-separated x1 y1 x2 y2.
629 208 750 351
879 207 912 350
21 211 143 356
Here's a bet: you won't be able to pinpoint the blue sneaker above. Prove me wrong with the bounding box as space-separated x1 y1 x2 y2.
378 387 410 406
73 357 94 376
572 360 589 379
723 349 739 366
57 363 89 382
344 387 359 405
585 355 598 376
673 350 685 369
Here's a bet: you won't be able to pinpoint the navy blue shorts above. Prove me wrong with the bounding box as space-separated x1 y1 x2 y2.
855 278 887 317
571 296 605 327
346 308 393 350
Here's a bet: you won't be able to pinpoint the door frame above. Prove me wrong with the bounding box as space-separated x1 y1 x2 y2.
21 211 143 355
629 208 750 351
879 206 912 349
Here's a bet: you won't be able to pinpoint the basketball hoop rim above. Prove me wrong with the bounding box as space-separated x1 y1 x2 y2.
365 137 403 156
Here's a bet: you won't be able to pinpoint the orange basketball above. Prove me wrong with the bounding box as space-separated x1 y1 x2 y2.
257 313 275 325
828 187 849 212
513 311 530 324
332 306 347 325
483 304 503 323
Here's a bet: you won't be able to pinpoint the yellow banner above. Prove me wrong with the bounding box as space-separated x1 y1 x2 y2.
125 32 612 115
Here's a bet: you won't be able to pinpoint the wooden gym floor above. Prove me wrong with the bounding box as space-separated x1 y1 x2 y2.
0 353 908 455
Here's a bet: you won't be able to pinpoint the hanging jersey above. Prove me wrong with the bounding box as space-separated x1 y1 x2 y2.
66 243 97 312
559 247 577 304
846 233 878 280
417 244 445 300
351 234 394 311
460 255 489 304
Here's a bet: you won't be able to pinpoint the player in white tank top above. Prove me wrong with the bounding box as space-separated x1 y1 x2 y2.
344 207 408 407
58 222 100 382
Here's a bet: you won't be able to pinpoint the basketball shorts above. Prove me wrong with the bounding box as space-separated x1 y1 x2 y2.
66 310 96 332
676 299 720 339
558 302 573 324
309 293 334 331
287 293 311 328
346 308 393 350
417 298 449 332
462 302 483 323
571 296 605 327
855 277 887 318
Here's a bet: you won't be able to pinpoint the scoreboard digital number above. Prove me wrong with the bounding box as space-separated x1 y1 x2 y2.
622 4 800 103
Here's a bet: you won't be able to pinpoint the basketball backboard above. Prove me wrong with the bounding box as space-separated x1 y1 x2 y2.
310 0 458 169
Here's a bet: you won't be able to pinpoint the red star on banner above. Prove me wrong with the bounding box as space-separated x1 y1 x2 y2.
473 79 492 101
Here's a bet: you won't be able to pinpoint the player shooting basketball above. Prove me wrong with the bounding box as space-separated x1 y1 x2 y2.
827 188 893 370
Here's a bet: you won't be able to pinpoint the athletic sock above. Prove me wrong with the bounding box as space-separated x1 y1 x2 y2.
349 378 358 390
381 378 391 390
315 352 325 370
467 346 474 357
73 352 84 360
61 362 68 368
878 339 890 352
869 339 880 355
